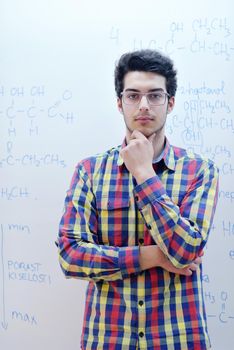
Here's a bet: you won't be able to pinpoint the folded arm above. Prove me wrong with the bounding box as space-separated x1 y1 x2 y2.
57 161 202 282
57 162 142 282
134 162 219 268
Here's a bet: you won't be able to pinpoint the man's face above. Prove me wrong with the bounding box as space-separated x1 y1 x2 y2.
117 71 175 140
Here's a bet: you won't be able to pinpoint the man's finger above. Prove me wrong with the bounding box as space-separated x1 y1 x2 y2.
189 263 198 271
184 268 192 276
194 256 202 265
130 130 147 140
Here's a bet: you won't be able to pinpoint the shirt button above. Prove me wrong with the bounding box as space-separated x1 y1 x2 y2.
138 300 144 306
189 220 195 227
146 223 152 230
139 238 144 245
139 331 144 338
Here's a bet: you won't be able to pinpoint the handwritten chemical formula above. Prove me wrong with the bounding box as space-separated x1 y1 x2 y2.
0 86 77 169
110 17 234 61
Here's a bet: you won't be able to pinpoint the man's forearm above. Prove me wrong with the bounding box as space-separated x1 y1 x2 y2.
139 245 161 270
139 245 202 276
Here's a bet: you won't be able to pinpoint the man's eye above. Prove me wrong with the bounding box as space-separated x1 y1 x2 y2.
149 93 163 99
127 94 139 100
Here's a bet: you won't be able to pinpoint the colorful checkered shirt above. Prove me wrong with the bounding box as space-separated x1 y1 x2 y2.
58 138 219 350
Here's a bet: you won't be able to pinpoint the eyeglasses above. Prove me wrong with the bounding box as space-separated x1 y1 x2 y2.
121 91 170 106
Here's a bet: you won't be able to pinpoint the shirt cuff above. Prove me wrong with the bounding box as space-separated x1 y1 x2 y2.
133 176 167 209
119 246 141 279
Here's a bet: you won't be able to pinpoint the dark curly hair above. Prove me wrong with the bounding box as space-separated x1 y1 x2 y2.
114 49 177 98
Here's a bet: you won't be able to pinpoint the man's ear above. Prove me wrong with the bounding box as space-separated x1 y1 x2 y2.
167 96 175 114
117 97 123 114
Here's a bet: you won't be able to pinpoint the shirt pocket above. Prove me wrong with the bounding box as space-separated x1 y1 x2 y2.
96 196 131 246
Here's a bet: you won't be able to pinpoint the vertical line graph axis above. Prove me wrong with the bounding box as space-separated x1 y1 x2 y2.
1 223 8 330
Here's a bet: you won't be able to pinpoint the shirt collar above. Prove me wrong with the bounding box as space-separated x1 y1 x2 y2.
117 137 176 171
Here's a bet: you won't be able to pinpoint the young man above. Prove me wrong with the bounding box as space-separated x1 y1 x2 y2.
57 50 219 349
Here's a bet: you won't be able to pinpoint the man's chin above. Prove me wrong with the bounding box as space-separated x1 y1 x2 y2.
137 129 155 139
126 125 161 139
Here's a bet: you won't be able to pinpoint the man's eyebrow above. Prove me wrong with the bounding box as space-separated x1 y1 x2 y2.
124 88 165 92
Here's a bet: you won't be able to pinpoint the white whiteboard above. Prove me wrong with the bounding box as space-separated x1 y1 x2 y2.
1 0 234 349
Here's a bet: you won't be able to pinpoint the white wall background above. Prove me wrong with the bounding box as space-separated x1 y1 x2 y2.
0 0 234 349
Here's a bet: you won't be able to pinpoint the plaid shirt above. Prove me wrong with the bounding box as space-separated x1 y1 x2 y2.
58 138 219 350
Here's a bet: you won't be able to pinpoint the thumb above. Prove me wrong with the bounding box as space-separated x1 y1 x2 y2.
148 133 156 144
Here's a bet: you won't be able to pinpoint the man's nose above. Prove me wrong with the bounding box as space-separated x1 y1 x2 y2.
138 95 149 110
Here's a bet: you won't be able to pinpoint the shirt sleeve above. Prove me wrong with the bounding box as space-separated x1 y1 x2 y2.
57 161 141 282
133 161 219 268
